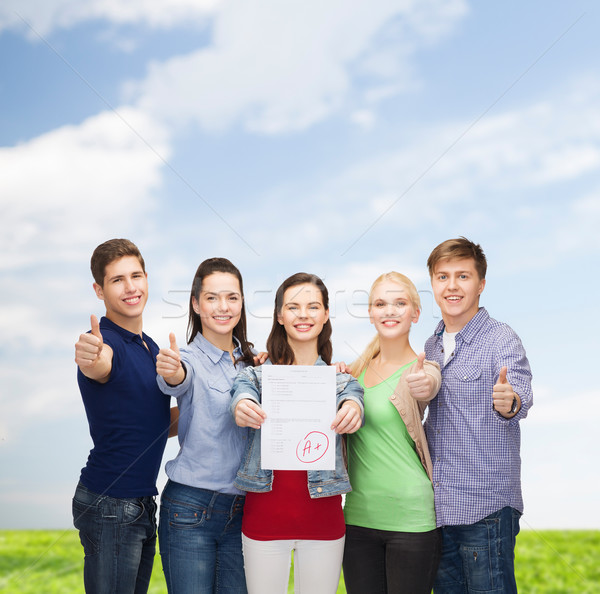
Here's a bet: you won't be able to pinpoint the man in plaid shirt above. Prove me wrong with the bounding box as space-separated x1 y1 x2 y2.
424 237 533 594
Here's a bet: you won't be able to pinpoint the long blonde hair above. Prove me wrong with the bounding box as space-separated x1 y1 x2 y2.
350 272 421 377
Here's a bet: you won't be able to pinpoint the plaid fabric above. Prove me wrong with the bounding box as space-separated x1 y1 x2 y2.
424 308 533 526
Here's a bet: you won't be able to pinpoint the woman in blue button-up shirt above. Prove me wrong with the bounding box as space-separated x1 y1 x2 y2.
155 257 258 594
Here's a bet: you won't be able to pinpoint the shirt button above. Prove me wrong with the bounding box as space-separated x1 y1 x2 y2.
317 487 323 493
434 482 439 487
400 409 406 415
391 395 397 400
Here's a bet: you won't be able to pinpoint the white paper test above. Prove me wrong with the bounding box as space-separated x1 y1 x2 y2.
260 365 336 470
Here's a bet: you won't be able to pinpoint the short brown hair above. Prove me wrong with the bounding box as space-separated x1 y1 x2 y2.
427 237 487 280
90 238 145 286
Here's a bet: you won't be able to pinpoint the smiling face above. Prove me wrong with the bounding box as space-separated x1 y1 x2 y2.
431 257 486 332
94 255 148 332
192 272 243 345
277 283 329 347
368 279 420 339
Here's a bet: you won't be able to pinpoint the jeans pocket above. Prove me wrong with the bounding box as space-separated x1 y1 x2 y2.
461 544 496 592
72 498 101 556
165 502 207 530
121 499 145 525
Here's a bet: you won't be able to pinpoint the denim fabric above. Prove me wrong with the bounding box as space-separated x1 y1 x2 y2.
158 480 247 594
343 524 441 594
230 358 364 498
72 481 157 594
433 506 521 594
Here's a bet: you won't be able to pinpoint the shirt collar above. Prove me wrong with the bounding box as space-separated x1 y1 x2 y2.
100 316 147 344
434 307 490 344
192 332 242 364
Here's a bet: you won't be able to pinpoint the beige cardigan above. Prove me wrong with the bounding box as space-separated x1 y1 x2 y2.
388 359 441 481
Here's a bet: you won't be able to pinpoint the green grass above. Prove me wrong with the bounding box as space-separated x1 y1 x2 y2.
0 530 598 593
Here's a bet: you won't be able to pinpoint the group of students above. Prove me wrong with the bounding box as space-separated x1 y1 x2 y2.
72 236 532 594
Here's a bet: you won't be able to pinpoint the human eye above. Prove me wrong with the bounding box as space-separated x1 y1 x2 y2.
437 274 447 281
374 300 385 308
228 294 239 301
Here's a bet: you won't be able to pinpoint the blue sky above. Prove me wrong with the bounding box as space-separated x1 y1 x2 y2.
0 0 598 538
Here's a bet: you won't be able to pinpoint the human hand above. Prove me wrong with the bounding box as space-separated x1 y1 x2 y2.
75 315 104 368
493 366 518 416
157 333 184 384
254 351 268 365
331 400 362 434
405 353 432 400
234 399 267 429
333 361 351 374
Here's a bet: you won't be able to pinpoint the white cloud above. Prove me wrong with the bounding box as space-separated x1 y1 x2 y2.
525 386 600 426
131 0 467 134
0 107 170 270
0 0 219 36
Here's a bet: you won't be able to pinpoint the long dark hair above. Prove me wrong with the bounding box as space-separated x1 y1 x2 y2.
186 258 254 366
266 272 332 365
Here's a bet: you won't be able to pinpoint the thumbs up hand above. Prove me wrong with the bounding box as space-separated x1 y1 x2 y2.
493 366 519 417
75 315 113 381
405 353 433 400
75 315 104 368
157 333 185 385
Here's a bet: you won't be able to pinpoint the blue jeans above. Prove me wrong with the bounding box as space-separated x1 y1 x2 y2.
72 481 158 594
434 507 521 594
158 480 247 594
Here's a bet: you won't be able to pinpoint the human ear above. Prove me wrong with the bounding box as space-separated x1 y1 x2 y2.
192 296 201 315
93 283 104 301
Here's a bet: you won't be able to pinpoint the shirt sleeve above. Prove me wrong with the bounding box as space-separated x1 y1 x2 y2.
230 366 261 415
492 326 533 423
336 373 365 421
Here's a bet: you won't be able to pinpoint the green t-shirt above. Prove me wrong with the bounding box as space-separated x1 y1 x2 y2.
344 362 436 532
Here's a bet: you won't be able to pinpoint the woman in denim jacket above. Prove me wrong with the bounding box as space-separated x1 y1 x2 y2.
231 272 364 594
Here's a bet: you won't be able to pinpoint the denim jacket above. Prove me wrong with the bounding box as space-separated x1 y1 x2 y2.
230 358 364 499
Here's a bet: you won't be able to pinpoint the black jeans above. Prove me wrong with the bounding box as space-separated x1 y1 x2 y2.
343 524 441 594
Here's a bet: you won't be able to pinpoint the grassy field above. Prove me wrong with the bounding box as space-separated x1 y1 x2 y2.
1 530 598 593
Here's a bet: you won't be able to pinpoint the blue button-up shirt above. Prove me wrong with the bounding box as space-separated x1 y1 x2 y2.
157 333 250 495
424 308 533 526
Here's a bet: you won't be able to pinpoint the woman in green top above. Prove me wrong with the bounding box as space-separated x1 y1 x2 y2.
343 272 442 594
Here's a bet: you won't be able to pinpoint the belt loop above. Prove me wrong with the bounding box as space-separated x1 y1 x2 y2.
206 492 218 521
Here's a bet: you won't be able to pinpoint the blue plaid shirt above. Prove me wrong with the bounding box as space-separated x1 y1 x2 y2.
424 308 533 527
